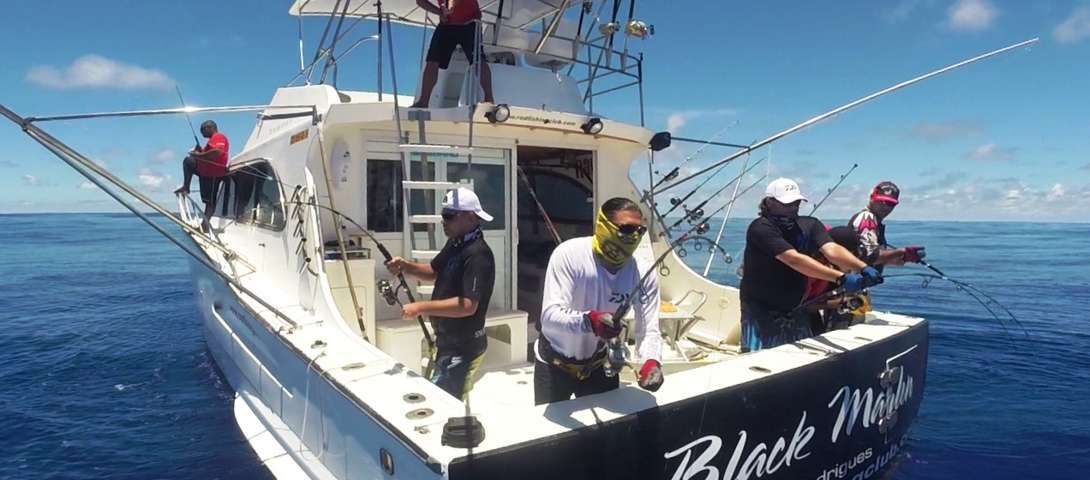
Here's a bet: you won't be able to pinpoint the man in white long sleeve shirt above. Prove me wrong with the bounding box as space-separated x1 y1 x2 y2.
534 197 664 405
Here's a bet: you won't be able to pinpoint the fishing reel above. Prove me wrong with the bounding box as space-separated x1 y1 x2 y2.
378 279 400 306
625 20 653 39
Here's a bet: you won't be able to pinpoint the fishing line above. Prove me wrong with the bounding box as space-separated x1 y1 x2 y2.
881 273 1028 338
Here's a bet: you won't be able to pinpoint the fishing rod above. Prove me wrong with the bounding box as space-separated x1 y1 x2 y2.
175 86 201 150
654 38 1039 197
599 201 729 377
643 121 742 205
809 163 858 215
668 158 766 231
284 198 436 350
658 146 760 221
702 152 755 275
882 273 1027 338
678 173 768 264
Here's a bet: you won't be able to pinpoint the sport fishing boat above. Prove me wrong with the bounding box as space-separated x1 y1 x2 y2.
2 2 1037 478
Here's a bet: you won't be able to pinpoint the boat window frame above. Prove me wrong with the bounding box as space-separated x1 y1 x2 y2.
221 158 288 232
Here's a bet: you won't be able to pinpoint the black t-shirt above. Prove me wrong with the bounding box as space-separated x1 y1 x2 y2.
429 230 495 350
740 216 833 312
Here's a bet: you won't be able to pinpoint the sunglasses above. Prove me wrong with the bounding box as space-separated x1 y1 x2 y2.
615 223 647 236
441 210 465 221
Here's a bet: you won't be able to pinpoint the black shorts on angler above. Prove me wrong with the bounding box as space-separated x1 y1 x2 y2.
198 175 223 205
426 22 484 69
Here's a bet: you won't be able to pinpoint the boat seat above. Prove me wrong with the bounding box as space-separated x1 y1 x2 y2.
622 289 708 360
375 309 529 374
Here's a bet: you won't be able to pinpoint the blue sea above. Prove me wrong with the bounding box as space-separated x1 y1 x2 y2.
2 214 1088 479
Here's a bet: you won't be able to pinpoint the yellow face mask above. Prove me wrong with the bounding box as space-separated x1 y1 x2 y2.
591 210 644 268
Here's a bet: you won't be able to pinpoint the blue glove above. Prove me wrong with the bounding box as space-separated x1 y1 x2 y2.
840 272 866 293
861 266 883 286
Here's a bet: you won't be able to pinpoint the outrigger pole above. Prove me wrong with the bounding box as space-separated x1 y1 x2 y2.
654 38 1039 197
0 104 304 331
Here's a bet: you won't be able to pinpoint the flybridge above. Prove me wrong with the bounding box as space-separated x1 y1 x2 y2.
287 0 653 118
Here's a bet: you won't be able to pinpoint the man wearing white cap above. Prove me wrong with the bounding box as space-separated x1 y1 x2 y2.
386 187 495 399
739 178 879 352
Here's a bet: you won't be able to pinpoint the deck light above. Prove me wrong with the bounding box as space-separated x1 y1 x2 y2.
649 131 671 151
485 103 510 123
581 117 604 135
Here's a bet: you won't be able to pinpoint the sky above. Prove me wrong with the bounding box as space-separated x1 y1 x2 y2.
0 0 1088 222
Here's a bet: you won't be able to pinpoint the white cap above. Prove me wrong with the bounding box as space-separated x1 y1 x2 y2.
765 177 808 204
443 187 493 222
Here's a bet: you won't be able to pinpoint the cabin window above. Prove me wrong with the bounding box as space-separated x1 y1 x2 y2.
448 162 507 230
366 159 435 232
213 161 286 231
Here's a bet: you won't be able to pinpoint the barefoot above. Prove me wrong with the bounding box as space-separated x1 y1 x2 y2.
173 186 189 195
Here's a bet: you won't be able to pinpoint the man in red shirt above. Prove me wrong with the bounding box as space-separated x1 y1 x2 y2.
410 0 494 108
174 120 229 221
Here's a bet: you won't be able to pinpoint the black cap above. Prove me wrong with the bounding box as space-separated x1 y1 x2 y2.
200 120 217 130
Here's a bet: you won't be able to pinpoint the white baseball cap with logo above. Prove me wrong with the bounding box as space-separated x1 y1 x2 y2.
443 187 494 222
765 177 808 204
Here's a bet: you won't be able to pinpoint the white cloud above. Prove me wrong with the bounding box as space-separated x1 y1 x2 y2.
906 120 983 143
0 160 19 168
137 168 171 192
659 108 740 135
26 55 175 90
149 148 177 165
1047 183 1066 201
1054 7 1090 44
79 181 99 191
946 0 998 32
666 113 687 134
964 143 1017 161
22 174 40 186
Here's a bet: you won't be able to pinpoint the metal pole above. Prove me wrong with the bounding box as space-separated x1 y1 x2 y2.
703 152 751 276
533 0 571 55
0 105 305 330
316 128 369 340
298 14 307 80
656 38 1040 196
377 0 384 101
637 53 645 127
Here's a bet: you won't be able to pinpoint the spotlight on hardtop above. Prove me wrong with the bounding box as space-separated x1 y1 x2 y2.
580 117 604 135
485 103 510 124
649 131 671 151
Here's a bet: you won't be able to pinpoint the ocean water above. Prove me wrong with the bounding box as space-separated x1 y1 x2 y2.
2 214 1088 479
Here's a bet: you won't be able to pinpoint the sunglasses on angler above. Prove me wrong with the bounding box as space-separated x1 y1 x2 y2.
615 223 647 236
441 210 463 221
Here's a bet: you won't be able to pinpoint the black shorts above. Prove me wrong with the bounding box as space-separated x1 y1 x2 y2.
198 175 223 206
426 22 484 69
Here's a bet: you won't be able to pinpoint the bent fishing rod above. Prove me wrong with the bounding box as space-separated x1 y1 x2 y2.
654 38 1039 197
284 198 435 349
809 163 858 215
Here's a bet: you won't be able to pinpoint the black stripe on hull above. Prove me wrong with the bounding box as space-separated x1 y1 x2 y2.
450 321 929 480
